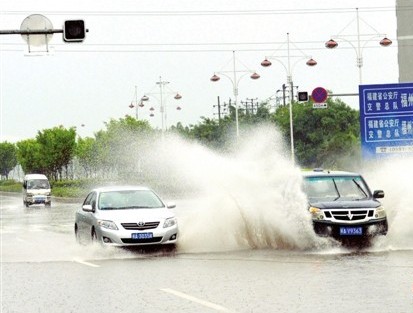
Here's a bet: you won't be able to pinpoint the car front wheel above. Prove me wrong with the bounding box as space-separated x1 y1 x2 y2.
91 228 98 243
75 225 81 244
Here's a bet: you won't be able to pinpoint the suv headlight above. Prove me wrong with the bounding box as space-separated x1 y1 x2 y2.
309 207 325 220
163 217 177 228
97 220 118 230
375 206 387 218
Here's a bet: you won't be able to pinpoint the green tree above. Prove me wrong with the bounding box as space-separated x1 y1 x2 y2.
76 137 98 178
0 142 17 179
16 139 46 174
172 116 236 151
93 116 155 178
36 126 77 179
273 98 360 168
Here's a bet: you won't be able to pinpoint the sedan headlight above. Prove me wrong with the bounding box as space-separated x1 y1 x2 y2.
97 220 118 230
375 206 387 218
309 206 324 220
163 217 177 228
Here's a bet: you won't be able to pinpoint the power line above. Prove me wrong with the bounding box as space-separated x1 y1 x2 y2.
0 45 399 53
0 6 401 17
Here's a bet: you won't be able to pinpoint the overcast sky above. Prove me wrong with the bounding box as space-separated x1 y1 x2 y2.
0 0 399 142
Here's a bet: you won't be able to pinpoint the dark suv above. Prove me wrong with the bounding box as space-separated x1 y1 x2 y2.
302 169 388 240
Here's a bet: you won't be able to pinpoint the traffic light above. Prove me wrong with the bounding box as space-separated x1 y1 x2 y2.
63 20 86 42
298 91 309 102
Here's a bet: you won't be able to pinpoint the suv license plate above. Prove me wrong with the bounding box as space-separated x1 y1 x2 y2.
340 227 363 236
132 233 153 239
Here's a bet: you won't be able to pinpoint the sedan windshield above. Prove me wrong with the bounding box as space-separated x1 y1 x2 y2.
98 190 165 210
303 176 370 202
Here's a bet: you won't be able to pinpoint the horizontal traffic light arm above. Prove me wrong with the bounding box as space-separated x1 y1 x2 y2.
0 28 88 35
0 29 63 35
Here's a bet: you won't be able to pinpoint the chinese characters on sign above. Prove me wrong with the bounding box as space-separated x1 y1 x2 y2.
366 115 413 141
359 83 413 159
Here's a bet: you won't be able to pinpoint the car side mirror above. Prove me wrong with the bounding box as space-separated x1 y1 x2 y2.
82 204 95 212
373 190 384 199
166 202 176 209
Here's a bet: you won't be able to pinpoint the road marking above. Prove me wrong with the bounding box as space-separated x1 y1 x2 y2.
73 258 100 268
160 288 236 312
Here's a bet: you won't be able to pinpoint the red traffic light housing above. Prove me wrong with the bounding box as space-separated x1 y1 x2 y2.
63 20 86 42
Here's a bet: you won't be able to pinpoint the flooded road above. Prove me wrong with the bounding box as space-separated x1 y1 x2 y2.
1 193 412 313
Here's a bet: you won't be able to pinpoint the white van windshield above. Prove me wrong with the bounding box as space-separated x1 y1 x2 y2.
27 179 50 190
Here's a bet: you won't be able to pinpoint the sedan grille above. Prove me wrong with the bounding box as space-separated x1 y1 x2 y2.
121 222 160 230
121 237 163 244
328 210 371 221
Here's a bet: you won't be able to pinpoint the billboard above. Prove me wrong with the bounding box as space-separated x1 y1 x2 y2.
359 82 413 159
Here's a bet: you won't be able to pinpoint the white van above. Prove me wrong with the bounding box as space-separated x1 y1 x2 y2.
23 174 52 207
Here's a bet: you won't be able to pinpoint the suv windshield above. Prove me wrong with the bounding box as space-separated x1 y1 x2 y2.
98 190 165 210
303 176 370 202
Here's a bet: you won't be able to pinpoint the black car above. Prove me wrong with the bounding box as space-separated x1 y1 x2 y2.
302 169 388 240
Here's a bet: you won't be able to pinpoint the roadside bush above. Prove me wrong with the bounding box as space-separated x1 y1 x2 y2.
50 179 94 198
0 179 21 192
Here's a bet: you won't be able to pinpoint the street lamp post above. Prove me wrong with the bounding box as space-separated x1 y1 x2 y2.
325 7 392 85
156 78 169 132
211 50 260 137
128 85 139 119
261 33 317 164
141 76 182 133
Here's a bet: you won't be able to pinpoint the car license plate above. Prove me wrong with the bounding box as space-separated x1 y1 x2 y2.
340 227 363 236
132 232 153 239
34 196 45 203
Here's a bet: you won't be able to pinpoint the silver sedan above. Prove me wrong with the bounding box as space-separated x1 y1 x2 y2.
74 186 178 247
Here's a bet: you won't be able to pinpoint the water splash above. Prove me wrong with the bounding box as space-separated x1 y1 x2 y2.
139 125 331 252
363 157 413 251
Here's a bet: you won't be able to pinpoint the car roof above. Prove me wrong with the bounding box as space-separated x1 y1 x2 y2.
302 169 360 177
24 174 48 180
92 185 152 193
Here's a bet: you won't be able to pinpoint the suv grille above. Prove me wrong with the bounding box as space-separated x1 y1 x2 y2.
328 210 372 221
121 222 160 230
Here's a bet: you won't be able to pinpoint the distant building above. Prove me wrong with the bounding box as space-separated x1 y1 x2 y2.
397 0 413 82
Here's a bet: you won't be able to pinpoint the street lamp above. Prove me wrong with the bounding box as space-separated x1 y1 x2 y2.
141 76 182 132
128 85 144 119
261 33 317 164
210 50 260 137
325 7 392 84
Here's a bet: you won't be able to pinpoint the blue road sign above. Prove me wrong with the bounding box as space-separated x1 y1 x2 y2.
359 82 413 159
